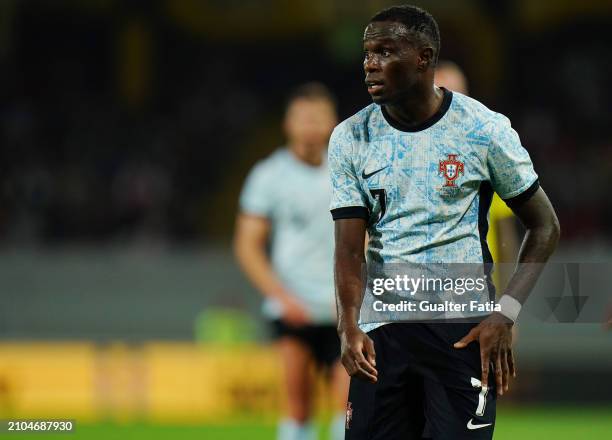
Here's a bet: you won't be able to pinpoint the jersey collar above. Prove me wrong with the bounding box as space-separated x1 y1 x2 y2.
380 87 453 133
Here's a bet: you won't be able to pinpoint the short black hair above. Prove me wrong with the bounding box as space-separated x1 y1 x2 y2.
370 5 440 66
285 82 337 112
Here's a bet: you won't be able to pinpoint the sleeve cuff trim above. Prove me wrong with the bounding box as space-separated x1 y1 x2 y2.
330 206 370 220
503 179 540 208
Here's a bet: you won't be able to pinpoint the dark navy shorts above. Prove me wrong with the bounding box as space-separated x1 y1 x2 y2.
345 322 496 440
270 319 341 368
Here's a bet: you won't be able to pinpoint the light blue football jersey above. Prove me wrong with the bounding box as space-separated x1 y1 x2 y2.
240 148 336 324
328 89 539 332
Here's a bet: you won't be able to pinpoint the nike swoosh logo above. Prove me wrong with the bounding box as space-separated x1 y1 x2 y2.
362 166 388 179
467 419 492 430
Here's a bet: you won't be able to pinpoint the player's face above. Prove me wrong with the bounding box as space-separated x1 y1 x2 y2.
363 21 421 104
284 98 337 151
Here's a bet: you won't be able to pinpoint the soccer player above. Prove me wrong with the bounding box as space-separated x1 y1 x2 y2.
329 5 560 440
234 83 348 440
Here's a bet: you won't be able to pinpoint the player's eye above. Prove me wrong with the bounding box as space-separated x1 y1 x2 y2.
382 49 391 57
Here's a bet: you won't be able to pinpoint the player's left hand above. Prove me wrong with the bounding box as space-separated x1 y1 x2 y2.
453 312 515 396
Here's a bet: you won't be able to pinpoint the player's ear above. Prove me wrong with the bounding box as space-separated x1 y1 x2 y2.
418 47 434 71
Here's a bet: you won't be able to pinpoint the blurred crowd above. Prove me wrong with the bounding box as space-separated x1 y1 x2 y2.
0 13 263 243
0 1 610 245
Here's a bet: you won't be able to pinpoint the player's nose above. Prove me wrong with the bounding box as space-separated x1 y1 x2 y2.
363 56 380 73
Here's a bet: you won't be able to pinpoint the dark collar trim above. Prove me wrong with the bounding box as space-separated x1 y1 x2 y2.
381 88 453 133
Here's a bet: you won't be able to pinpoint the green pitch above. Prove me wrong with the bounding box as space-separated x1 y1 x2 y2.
2 407 610 439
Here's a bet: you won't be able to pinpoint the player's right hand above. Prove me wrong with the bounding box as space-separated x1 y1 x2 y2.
279 296 311 327
339 325 378 383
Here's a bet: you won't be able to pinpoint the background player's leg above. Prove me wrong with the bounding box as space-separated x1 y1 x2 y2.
308 324 348 440
330 360 350 440
277 336 316 440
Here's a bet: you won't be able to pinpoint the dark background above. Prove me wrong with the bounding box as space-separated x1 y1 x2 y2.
1 0 611 245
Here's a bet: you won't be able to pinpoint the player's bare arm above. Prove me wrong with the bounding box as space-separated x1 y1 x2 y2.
233 213 310 326
334 218 378 383
455 188 560 395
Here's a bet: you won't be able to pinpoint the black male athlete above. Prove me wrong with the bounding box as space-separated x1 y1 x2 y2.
328 5 560 439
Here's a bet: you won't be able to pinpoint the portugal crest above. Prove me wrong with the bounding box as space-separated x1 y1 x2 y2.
439 154 464 187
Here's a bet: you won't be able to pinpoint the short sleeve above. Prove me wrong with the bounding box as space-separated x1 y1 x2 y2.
487 113 539 202
239 162 275 218
328 125 369 220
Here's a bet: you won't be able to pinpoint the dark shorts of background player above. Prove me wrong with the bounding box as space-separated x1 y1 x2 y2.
270 319 341 369
345 322 497 440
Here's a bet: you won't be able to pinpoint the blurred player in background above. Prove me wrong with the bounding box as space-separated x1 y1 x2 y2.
435 60 520 289
234 83 348 440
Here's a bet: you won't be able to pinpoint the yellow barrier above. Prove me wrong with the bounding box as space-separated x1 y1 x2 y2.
145 343 283 423
0 343 97 421
0 342 333 423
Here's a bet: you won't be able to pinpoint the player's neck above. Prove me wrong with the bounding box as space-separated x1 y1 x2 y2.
289 144 324 167
384 84 444 130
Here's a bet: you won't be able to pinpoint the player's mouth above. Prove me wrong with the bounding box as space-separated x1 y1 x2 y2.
366 80 384 94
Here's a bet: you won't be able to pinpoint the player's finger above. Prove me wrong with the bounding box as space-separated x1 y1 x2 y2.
355 350 378 377
501 350 510 392
453 327 479 348
508 348 517 378
364 336 377 366
495 351 503 396
345 364 356 377
351 343 377 374
353 358 378 383
480 348 490 387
